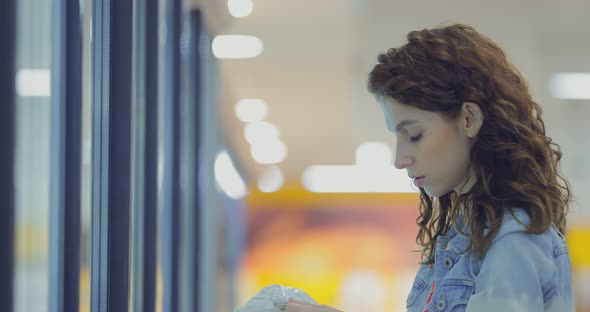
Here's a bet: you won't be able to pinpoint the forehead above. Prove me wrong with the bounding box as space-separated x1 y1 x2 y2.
377 96 436 130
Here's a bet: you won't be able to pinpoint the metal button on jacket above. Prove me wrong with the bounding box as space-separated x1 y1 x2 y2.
444 257 453 269
437 295 446 311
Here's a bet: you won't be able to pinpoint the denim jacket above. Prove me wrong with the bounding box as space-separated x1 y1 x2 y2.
406 209 575 312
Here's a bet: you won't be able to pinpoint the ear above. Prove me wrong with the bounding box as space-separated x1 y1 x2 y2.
461 102 483 138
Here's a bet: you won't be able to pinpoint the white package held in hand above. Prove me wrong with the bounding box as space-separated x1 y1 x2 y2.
235 284 318 312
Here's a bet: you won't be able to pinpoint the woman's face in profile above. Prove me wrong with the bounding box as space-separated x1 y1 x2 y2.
377 96 476 197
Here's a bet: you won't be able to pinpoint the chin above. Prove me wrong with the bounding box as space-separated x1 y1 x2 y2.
422 186 451 198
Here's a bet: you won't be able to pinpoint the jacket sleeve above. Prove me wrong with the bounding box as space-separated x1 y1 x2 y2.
465 231 552 312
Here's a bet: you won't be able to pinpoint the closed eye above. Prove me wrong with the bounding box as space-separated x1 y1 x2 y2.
410 133 423 143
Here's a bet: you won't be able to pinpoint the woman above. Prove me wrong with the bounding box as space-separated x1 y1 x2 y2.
285 24 574 312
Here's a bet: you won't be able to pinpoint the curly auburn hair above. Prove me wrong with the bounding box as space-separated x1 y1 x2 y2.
367 24 573 265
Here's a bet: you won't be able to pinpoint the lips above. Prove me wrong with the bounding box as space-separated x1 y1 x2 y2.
413 176 426 187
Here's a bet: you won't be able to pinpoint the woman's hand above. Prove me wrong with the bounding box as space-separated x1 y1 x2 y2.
284 298 344 312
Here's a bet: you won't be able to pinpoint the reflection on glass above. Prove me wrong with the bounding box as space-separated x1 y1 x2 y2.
80 0 93 311
13 0 52 311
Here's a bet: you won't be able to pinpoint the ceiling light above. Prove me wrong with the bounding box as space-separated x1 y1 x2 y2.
302 165 364 193
16 69 51 97
258 165 284 193
355 142 392 167
549 73 590 100
212 35 263 59
214 151 247 199
301 165 417 193
244 121 279 145
235 98 268 122
250 140 287 165
227 0 253 18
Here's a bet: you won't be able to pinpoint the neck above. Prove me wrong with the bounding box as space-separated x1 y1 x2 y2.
455 168 476 196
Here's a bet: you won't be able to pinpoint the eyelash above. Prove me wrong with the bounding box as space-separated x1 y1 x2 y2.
410 133 423 142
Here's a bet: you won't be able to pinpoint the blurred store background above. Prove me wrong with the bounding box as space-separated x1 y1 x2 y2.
8 0 590 311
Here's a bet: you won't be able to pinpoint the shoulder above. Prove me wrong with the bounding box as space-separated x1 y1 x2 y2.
480 208 569 280
492 208 530 239
469 209 574 311
487 208 559 256
489 208 559 245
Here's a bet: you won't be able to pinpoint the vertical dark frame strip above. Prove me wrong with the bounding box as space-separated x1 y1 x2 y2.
197 20 219 312
49 0 82 311
109 1 133 310
178 8 203 312
161 0 182 311
90 1 110 310
189 9 203 312
63 0 83 310
91 0 133 311
0 1 16 311
143 0 159 310
130 0 145 308
131 0 158 311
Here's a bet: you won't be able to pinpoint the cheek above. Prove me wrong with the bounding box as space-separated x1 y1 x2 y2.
422 126 469 186
424 126 455 157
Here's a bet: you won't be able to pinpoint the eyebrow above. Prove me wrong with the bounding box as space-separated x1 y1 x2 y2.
391 120 419 132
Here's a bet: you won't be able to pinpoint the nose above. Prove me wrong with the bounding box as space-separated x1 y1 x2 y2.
394 145 413 170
